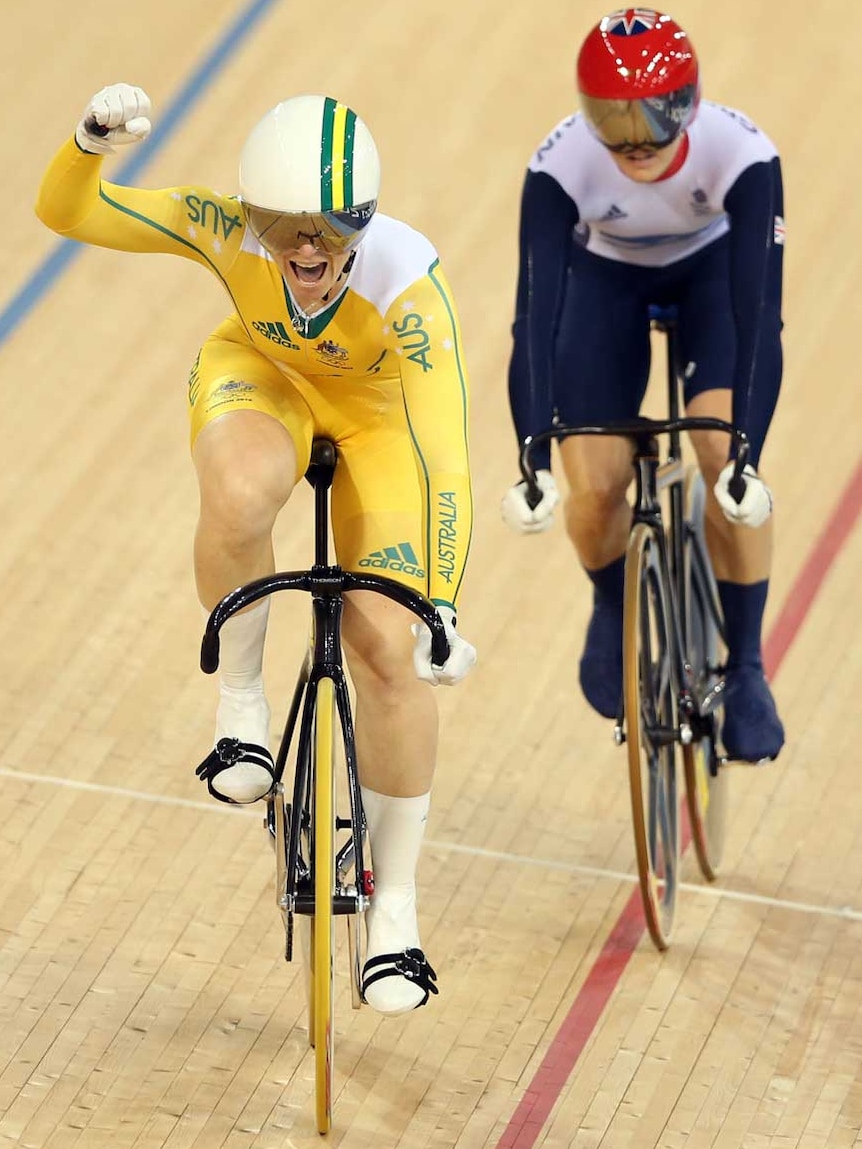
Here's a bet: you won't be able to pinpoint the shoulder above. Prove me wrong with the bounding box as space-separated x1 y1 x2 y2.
527 112 590 177
349 213 440 312
692 101 779 165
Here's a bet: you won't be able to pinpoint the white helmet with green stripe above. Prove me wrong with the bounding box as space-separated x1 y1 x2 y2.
239 94 380 255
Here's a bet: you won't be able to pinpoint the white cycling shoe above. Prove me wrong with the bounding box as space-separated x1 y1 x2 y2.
361 888 438 1015
195 686 275 804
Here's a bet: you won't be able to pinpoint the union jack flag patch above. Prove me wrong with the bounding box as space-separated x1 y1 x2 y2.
605 8 660 35
774 215 786 245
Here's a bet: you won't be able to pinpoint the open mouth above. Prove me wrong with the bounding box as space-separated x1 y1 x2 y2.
290 260 328 285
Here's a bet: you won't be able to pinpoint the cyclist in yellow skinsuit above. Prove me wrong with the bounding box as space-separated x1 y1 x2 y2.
36 83 475 1016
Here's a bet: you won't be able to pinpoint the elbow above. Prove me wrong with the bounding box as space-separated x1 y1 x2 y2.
34 188 70 234
34 194 84 237
33 197 57 232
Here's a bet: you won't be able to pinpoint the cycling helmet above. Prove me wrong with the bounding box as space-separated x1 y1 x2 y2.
576 9 699 151
239 94 380 255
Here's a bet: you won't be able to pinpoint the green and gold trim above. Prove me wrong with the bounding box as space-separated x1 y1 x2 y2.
320 97 356 211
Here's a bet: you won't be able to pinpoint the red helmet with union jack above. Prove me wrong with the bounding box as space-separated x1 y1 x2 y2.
576 9 700 152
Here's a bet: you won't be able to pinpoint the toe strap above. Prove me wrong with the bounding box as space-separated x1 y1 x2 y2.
361 948 439 1008
195 737 275 804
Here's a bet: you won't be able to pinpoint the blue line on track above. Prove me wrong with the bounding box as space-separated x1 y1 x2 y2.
0 0 278 347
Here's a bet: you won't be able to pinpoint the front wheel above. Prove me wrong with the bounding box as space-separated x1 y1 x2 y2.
623 522 680 951
311 676 335 1135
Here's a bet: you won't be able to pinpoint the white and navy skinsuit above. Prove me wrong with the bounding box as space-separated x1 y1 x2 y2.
507 101 784 469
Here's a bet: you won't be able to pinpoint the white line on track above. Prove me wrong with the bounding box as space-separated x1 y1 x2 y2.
2 765 860 922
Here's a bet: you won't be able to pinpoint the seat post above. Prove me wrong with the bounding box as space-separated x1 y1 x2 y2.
305 439 337 567
648 304 686 603
648 303 683 457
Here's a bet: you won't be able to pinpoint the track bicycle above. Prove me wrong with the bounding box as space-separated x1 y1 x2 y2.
520 305 750 950
199 438 449 1134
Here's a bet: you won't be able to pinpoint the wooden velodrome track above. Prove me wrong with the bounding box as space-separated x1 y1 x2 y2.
3 0 862 1145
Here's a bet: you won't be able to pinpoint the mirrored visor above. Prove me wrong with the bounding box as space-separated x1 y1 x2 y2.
580 85 698 151
243 200 377 255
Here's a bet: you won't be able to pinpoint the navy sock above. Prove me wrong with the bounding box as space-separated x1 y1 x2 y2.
717 579 769 671
585 554 626 606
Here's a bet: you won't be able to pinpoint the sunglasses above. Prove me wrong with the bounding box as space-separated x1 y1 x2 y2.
244 202 376 256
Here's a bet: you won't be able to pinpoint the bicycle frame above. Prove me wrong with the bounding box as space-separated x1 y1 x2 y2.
518 312 750 744
199 439 452 1130
199 439 451 948
519 309 750 945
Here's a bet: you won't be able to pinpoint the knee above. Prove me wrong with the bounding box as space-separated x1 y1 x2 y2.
199 458 293 543
342 613 415 702
566 472 631 522
560 439 633 526
691 434 729 490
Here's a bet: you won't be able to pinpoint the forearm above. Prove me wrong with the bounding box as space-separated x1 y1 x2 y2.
35 137 105 235
507 170 578 467
427 469 472 609
726 158 785 464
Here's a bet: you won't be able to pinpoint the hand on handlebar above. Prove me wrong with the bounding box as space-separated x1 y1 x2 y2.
76 83 152 155
501 469 560 534
714 462 773 528
412 605 477 686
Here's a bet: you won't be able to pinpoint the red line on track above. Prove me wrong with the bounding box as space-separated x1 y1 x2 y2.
495 461 862 1148
763 455 862 678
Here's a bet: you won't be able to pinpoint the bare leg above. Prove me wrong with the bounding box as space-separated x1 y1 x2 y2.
558 435 633 717
685 390 773 584
193 410 298 606
558 434 634 569
193 411 298 800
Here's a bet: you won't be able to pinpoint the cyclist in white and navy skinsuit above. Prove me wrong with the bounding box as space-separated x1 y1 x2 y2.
501 8 785 763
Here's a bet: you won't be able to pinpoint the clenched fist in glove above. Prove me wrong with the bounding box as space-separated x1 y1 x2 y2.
412 606 477 686
76 84 152 155
501 469 560 534
714 462 773 528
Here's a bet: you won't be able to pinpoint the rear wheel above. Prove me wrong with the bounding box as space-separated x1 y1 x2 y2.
311 676 335 1135
681 468 729 880
624 523 680 951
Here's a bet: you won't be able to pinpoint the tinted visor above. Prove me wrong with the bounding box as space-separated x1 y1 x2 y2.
580 85 698 151
243 200 376 255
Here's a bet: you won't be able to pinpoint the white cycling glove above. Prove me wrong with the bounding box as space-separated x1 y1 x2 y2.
75 84 152 155
412 606 477 686
501 469 560 534
714 462 773 528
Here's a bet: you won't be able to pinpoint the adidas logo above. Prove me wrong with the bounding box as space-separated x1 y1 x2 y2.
600 204 627 222
359 542 425 578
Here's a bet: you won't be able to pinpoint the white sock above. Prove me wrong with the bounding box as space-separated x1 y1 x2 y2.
361 787 431 1015
207 598 271 743
214 598 270 690
206 600 273 802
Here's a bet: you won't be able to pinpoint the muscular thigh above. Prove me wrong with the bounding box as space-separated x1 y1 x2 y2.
553 247 654 425
674 238 737 404
189 332 315 481
191 335 428 597
330 415 427 599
